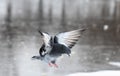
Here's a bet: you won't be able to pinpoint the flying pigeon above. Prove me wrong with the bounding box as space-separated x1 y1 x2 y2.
32 29 86 68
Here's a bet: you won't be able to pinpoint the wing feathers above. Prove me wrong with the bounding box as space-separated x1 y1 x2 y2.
38 28 86 52
55 29 86 48
38 31 51 46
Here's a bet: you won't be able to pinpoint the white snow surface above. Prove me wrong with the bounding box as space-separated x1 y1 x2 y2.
66 62 120 76
109 62 120 67
65 71 120 76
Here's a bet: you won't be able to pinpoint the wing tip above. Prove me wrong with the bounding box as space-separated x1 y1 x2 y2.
38 30 43 36
80 28 88 32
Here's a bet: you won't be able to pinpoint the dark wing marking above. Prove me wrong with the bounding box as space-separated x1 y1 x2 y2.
39 44 46 57
38 31 52 53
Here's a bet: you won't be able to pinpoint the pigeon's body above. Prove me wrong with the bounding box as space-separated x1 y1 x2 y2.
38 38 71 65
49 43 71 56
32 29 86 67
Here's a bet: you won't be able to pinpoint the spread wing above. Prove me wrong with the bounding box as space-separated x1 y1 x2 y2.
55 29 86 48
38 31 52 47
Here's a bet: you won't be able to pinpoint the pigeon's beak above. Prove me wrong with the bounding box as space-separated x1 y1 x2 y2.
31 56 36 60
31 56 43 60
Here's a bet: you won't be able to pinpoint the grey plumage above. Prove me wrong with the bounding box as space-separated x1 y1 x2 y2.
32 28 86 67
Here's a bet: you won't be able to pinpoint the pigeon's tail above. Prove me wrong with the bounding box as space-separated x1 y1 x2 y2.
64 47 71 56
66 50 71 56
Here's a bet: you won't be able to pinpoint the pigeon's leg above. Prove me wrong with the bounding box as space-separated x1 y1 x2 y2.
51 60 58 68
48 63 52 67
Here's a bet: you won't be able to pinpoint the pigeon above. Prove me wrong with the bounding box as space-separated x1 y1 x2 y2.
32 29 86 68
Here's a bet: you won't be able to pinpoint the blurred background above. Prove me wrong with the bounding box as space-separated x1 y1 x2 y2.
0 0 120 76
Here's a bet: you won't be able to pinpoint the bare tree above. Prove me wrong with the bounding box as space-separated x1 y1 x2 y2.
37 0 44 30
114 1 120 40
5 0 13 41
113 1 120 24
75 7 80 24
61 0 67 30
101 0 110 21
4 1 13 76
4 1 18 76
22 0 32 26
113 1 117 22
48 1 53 24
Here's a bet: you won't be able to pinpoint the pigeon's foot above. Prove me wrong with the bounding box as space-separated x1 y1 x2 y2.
48 63 58 68
53 63 58 68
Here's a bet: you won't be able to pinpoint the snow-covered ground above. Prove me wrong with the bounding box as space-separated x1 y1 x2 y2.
66 62 120 76
109 62 120 67
65 71 120 76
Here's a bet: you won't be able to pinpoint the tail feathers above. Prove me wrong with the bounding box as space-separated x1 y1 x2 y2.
65 48 71 56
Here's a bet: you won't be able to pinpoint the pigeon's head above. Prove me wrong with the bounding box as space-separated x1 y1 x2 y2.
31 56 44 60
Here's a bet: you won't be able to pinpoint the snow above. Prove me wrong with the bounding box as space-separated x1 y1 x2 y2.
65 71 120 76
109 62 120 67
65 62 120 76
103 25 109 31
